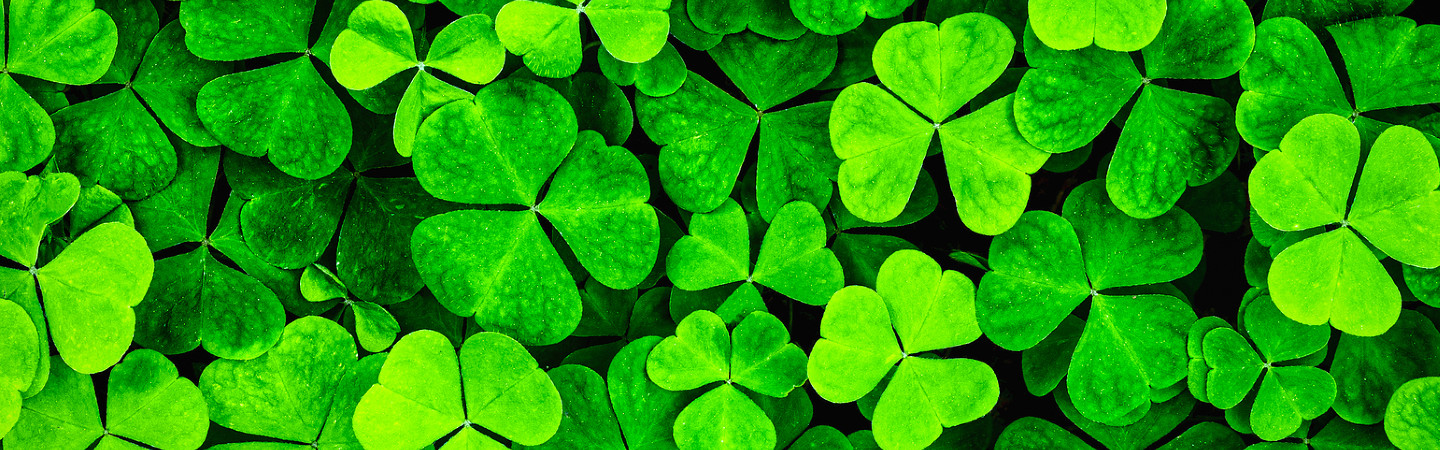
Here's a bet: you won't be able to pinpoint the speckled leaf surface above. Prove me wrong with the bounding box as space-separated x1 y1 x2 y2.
1027 0 1165 52
637 73 759 213
5 0 119 85
36 223 153 375
51 89 176 200
196 57 352 179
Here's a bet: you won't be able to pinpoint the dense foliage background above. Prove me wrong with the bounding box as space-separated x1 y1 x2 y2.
3 0 1440 449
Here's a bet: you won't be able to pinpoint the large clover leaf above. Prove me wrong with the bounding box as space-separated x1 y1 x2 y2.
181 0 361 179
4 350 207 449
1027 0 1165 52
975 180 1202 425
809 250 997 450
1331 310 1440 425
645 310 808 450
352 330 563 449
789 0 914 36
1015 0 1253 218
0 299 38 437
1250 114 1440 336
1238 15 1440 151
0 0 118 173
831 14 1050 234
637 31 838 216
667 199 842 306
1386 377 1440 450
1191 295 1334 441
199 316 382 447
495 0 670 78
330 0 505 156
685 0 805 40
411 82 658 345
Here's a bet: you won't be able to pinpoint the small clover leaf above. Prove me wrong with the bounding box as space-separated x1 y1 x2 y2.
832 14 1049 234
352 330 563 449
686 0 805 40
300 264 403 352
0 299 37 437
1385 377 1440 450
1251 114 1440 336
5 350 208 449
496 0 671 78
667 199 843 306
1027 0 1165 52
809 250 997 450
599 42 689 97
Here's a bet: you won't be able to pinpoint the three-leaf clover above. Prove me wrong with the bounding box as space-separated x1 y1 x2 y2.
4 350 208 449
830 13 1050 234
129 145 287 360
809 250 998 450
411 81 659 345
1026 0 1165 52
496 0 672 78
646 310 808 450
1238 16 1440 151
0 172 154 375
199 316 384 448
330 0 506 156
975 180 1202 425
300 264 403 352
52 12 233 201
666 199 843 306
1190 295 1334 441
1014 0 1254 218
0 0 117 173
180 0 360 179
636 30 839 216
1249 114 1440 336
352 330 564 449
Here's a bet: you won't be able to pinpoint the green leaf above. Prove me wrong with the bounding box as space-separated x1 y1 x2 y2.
816 16 901 90
939 95 1049 235
1332 311 1440 425
808 286 903 403
1056 384 1195 450
535 72 637 148
1107 85 1238 219
0 75 56 173
730 311 808 397
1404 265 1440 307
353 331 464 450
3 356 104 448
196 57 352 179
667 200 751 290
394 71 471 158
135 247 286 359
101 350 209 449
687 0 805 40
757 102 840 222
130 22 230 148
830 83 934 223
1348 124 1440 268
1027 0 1165 51
494 1 581 77
1242 294 1329 364
599 42 688 97
413 78 576 205
330 0 419 90
587 0 672 64
751 201 843 306
1236 18 1350 151
1269 228 1400 337
1156 422 1243 450
1064 180 1203 290
537 131 659 289
1069 294 1196 425
975 211 1090 351
709 31 837 111
236 166 350 269
1021 315 1082 396
5 0 119 84
340 177 455 304
995 417 1093 450
609 336 701 450
1014 28 1143 152
459 333 564 445
178 0 313 61
1252 366 1335 441
425 14 506 84
36 223 152 374
517 365 626 450
790 0 913 35
1202 327 1265 409
1261 0 1412 29
876 249 980 354
0 299 38 400
1141 0 1253 80
199 317 356 443
1328 17 1440 112
1249 114 1358 231
674 384 776 450
0 171 79 267
791 426 854 450
51 89 177 200
412 210 581 346
872 357 999 450
873 14 1012 123
1385 377 1440 449
636 72 759 213
353 301 402 352
647 310 731 391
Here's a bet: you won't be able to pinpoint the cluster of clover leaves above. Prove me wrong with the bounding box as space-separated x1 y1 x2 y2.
5 0 1440 449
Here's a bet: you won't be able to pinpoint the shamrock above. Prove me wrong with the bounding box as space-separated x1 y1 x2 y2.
645 310 808 450
636 31 839 217
1238 15 1440 151
666 199 843 306
352 330 564 450
1249 114 1440 336
199 316 384 448
52 6 233 201
496 0 672 78
1014 0 1253 218
300 264 402 352
410 80 659 345
830 13 1051 235
0 0 117 173
3 350 208 449
975 180 1202 425
0 172 153 376
329 0 506 156
1190 294 1335 441
809 250 999 450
